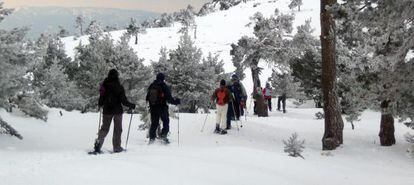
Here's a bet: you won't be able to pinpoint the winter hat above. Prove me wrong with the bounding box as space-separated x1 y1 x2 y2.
156 73 165 81
231 74 239 81
220 79 226 86
108 69 119 80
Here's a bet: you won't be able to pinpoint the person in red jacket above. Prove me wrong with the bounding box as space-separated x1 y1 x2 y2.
211 79 231 134
262 83 273 112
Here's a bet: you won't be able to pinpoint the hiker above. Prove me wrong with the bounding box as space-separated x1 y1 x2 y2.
94 69 136 153
226 74 247 129
146 73 180 144
277 93 287 113
211 79 231 135
263 83 273 112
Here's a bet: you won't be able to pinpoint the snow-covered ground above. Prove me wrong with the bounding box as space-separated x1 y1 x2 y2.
1 101 414 185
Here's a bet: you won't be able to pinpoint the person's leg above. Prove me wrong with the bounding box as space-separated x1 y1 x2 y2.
112 114 123 151
277 96 281 111
282 96 286 113
226 104 232 129
160 107 170 137
234 101 240 120
220 104 228 130
97 114 113 144
149 108 160 140
268 99 272 111
215 104 221 132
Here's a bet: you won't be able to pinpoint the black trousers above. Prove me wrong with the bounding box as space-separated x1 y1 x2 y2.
277 96 286 111
267 99 272 111
149 106 169 139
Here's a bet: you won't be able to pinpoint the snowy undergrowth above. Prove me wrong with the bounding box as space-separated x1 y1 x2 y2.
1 101 414 185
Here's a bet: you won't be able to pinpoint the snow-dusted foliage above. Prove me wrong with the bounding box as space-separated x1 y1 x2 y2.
0 3 48 138
0 117 22 139
126 18 146 45
283 132 305 159
268 70 303 100
335 0 414 123
288 0 303 11
177 5 197 38
152 33 224 113
405 133 414 158
198 0 248 16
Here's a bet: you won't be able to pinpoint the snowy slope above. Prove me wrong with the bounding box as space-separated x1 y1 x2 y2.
62 0 321 96
1 104 414 185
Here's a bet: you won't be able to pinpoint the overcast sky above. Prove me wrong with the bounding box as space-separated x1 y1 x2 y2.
3 0 211 13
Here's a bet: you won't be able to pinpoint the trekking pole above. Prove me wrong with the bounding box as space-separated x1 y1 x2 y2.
201 102 213 132
177 106 180 147
125 111 133 151
97 108 102 134
230 99 240 131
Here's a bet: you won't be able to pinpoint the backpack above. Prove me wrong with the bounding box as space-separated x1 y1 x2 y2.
216 89 227 105
148 84 165 106
232 82 243 100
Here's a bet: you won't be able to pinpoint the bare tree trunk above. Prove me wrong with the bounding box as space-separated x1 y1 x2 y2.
298 6 301 11
194 26 197 40
320 0 344 150
135 34 138 45
379 100 395 146
0 117 23 139
251 56 268 117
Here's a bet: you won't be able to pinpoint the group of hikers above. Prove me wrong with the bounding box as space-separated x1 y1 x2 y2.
92 69 286 153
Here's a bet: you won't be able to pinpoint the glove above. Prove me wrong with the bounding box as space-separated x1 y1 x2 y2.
174 98 181 105
130 104 136 110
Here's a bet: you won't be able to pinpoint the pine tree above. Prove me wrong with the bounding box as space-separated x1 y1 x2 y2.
320 0 344 150
126 18 146 45
85 20 104 41
283 132 305 158
75 14 85 36
177 6 197 39
335 0 414 146
289 0 303 11
152 33 223 113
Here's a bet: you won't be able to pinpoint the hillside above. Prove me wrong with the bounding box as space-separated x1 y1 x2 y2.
0 6 159 38
62 0 320 95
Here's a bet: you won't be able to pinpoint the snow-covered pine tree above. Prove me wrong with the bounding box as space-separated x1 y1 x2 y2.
177 5 197 39
335 0 414 146
75 14 85 36
114 33 152 109
268 70 304 101
289 0 303 11
0 3 46 138
283 132 305 159
126 18 146 45
85 20 104 41
152 33 223 113
72 33 114 112
230 9 295 117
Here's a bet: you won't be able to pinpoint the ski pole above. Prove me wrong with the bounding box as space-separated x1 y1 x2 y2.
97 108 102 134
177 106 180 147
201 102 213 132
125 111 133 151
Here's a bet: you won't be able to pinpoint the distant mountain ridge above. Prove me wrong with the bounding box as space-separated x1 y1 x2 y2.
0 6 160 39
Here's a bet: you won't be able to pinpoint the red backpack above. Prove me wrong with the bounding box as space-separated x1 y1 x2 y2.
216 89 227 105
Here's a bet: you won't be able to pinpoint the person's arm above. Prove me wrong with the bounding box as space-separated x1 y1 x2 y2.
163 84 180 105
120 86 135 109
98 84 105 108
240 83 247 101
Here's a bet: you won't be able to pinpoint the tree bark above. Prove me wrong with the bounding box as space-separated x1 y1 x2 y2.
135 34 138 45
379 100 395 146
320 0 344 150
251 56 268 117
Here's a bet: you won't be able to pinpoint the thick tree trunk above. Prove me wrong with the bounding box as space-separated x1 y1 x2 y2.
251 57 268 117
320 0 344 150
379 100 395 146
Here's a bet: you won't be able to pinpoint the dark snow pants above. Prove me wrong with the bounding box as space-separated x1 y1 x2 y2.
149 106 170 139
277 96 286 112
97 114 123 151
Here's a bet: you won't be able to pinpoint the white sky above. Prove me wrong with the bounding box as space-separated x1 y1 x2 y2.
2 0 211 13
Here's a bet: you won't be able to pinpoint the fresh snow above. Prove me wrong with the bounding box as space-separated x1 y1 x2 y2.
1 103 413 185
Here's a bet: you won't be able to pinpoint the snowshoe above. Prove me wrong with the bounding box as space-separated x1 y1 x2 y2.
148 139 156 145
113 147 125 153
88 150 103 155
219 129 228 135
159 137 170 145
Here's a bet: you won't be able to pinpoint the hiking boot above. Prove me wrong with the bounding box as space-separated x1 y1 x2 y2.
113 147 124 153
93 139 102 153
214 125 221 134
219 129 227 135
148 138 155 145
283 110 286 113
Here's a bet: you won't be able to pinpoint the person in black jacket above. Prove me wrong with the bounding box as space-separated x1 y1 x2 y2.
146 73 180 144
93 69 135 153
